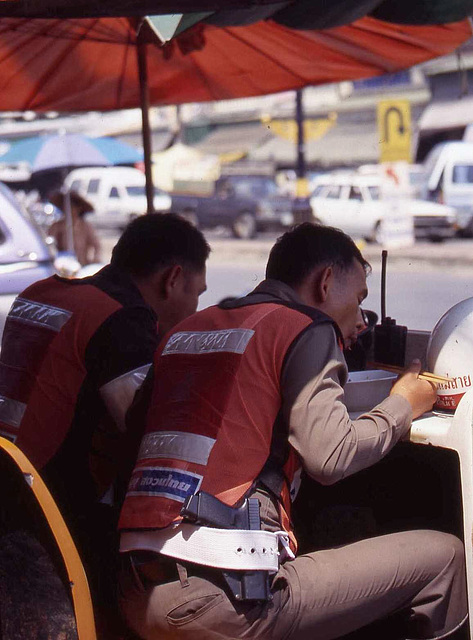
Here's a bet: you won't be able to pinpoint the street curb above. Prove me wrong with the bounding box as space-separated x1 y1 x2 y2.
207 239 473 270
102 235 473 270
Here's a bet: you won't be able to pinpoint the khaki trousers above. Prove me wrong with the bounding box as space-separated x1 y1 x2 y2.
119 530 467 640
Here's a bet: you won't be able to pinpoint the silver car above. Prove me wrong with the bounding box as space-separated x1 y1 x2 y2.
0 182 55 337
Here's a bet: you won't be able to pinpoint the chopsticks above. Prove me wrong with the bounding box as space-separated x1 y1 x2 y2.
368 362 453 384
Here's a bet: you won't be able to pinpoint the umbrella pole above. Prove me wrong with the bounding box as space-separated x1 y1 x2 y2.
137 28 154 216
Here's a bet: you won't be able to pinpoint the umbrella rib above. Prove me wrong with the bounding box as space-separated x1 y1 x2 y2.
115 25 135 110
303 25 396 75
20 19 113 109
213 23 307 85
167 24 304 102
19 19 134 110
185 44 234 100
310 19 447 76
225 21 389 80
0 18 133 45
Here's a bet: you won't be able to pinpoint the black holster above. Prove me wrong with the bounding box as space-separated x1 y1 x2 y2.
180 491 272 603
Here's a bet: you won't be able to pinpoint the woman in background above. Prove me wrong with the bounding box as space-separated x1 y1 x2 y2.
48 189 102 266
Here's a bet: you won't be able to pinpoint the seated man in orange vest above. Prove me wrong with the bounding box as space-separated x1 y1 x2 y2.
118 223 466 640
0 213 209 626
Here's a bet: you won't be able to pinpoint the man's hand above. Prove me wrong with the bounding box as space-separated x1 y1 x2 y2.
390 359 437 420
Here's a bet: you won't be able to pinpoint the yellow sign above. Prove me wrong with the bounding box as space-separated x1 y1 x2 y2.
262 114 337 143
377 100 411 163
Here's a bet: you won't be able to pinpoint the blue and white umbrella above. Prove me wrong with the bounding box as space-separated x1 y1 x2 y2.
0 133 143 173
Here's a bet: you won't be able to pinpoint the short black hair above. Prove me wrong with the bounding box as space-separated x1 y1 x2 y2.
111 213 210 277
266 223 371 286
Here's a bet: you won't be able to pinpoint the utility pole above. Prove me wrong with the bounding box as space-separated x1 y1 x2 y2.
296 88 305 180
293 89 313 224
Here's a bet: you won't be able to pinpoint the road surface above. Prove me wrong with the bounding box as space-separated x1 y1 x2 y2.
198 262 473 332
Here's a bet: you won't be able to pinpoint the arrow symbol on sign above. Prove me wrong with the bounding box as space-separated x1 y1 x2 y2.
384 106 406 141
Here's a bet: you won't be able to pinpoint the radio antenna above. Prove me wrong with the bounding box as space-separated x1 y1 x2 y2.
381 250 387 323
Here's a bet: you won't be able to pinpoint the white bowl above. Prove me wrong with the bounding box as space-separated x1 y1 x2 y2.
344 370 398 412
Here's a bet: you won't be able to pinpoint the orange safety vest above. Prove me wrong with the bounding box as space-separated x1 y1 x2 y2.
119 297 337 547
0 275 121 465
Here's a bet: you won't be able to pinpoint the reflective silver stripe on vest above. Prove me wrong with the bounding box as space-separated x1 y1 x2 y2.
9 297 72 332
162 328 255 356
0 395 26 428
138 431 216 466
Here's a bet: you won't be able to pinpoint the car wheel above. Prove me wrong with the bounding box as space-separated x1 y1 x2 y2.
179 211 199 228
457 219 473 238
232 212 257 240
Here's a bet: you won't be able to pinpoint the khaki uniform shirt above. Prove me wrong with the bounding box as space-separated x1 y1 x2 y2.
248 279 411 528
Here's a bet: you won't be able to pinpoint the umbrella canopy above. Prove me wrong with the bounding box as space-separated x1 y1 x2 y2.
0 134 143 172
0 16 469 112
0 14 469 214
0 0 471 24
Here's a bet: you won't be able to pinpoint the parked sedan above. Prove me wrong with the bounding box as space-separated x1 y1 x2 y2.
310 174 457 243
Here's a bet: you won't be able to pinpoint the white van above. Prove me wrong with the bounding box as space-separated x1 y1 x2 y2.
64 167 172 229
420 142 473 236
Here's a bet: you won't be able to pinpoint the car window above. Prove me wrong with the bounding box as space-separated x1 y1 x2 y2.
126 186 166 197
87 179 100 195
452 165 473 184
109 186 120 198
70 180 83 192
126 186 145 197
367 186 380 200
215 180 235 198
229 177 278 198
325 185 341 199
348 186 363 201
312 184 327 197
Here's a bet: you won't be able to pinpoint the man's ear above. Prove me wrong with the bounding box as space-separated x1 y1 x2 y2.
315 265 333 303
161 264 183 299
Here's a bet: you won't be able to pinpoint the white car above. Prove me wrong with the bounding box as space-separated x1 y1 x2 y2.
310 174 457 243
64 166 172 230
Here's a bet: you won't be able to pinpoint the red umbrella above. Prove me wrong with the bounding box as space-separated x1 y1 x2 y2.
0 16 469 111
0 14 469 210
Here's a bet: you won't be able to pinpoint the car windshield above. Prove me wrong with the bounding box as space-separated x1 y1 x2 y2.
126 186 165 197
423 144 446 177
230 177 279 198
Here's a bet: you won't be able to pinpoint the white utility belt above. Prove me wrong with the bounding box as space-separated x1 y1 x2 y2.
120 523 295 572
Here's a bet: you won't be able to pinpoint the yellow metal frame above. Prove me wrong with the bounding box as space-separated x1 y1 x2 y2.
0 436 97 639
